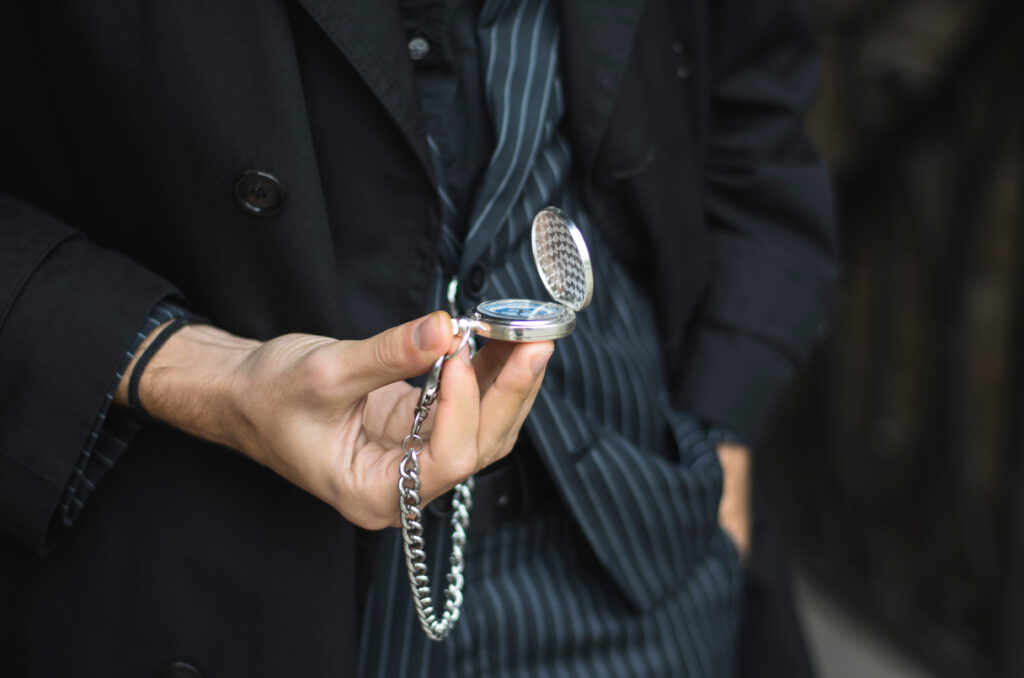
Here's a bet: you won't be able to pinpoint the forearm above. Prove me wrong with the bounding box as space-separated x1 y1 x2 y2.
113 323 260 452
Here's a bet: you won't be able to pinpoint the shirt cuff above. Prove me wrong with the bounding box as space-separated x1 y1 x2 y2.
54 300 189 535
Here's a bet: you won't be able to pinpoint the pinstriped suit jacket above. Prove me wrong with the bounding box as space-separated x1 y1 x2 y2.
0 0 836 673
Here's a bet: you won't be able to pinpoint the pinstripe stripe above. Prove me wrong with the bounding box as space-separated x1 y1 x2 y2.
578 450 664 595
462 0 561 275
527 526 570 678
597 439 679 584
543 546 605 678
677 574 714 675
480 548 509 677
513 541 553 678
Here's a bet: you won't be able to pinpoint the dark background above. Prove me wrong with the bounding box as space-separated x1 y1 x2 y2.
761 0 1024 676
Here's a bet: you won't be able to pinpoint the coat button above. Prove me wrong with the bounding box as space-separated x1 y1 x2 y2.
153 661 203 678
234 170 286 216
465 263 488 298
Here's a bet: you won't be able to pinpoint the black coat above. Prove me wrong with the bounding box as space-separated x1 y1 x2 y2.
0 1 836 675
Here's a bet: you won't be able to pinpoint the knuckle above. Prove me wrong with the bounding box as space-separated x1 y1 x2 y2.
450 450 478 482
302 349 340 397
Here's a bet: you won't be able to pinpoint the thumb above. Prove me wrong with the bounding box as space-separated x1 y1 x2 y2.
332 311 454 395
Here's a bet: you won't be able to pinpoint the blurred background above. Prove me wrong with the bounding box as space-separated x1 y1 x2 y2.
761 0 1024 676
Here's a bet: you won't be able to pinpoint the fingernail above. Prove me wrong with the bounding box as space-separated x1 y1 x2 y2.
460 347 472 364
530 349 554 375
415 315 439 351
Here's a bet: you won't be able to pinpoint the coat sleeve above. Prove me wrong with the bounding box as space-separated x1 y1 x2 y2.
0 193 180 554
677 0 839 441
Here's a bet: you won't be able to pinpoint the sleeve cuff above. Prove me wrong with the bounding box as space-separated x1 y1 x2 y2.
53 301 190 546
0 210 181 553
676 323 798 443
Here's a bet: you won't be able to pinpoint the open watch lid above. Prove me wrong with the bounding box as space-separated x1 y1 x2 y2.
461 206 593 342
531 206 594 312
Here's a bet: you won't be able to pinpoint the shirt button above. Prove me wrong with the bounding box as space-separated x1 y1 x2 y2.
408 36 430 61
465 263 488 298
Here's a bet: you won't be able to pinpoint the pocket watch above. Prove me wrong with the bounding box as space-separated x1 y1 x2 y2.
460 206 593 342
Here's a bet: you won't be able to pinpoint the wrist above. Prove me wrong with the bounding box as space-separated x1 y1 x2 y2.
126 323 262 451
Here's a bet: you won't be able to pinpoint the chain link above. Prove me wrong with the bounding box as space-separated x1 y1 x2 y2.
398 354 476 641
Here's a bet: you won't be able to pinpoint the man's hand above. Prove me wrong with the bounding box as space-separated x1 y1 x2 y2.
716 442 752 562
114 312 554 529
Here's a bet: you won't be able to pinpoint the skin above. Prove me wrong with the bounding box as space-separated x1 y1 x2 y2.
115 312 750 554
717 442 752 561
115 311 553 529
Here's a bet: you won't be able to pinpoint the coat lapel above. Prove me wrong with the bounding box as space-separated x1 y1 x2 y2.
294 0 435 184
558 0 648 173
294 0 648 203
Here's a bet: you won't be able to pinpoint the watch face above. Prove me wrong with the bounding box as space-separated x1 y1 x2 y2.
476 299 566 321
469 299 576 341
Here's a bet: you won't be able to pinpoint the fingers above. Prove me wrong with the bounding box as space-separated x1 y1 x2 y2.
342 330 553 519
716 443 752 562
418 347 480 502
476 341 553 467
470 339 515 394
417 341 553 503
326 311 454 396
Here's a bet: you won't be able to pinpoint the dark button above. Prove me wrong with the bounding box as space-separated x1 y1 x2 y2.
465 263 488 298
672 41 693 79
234 170 286 216
154 661 203 678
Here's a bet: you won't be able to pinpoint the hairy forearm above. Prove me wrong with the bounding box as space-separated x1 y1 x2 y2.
113 322 260 451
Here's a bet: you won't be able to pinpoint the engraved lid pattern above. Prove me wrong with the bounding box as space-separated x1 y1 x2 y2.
531 207 594 312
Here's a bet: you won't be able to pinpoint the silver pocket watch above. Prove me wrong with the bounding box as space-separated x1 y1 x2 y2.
461 205 594 342
397 206 593 641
